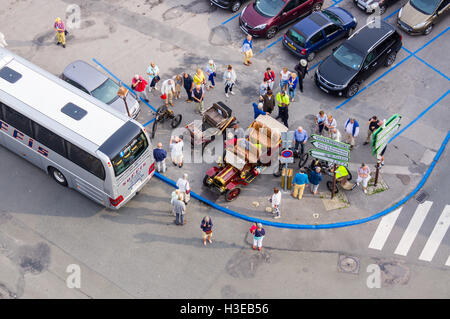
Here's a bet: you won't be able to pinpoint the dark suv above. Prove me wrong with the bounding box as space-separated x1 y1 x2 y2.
315 20 402 98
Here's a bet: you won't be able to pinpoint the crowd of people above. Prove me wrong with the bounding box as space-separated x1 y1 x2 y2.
49 20 386 248
138 33 388 246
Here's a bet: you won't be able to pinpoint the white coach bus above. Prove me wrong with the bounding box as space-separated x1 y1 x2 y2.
0 48 155 209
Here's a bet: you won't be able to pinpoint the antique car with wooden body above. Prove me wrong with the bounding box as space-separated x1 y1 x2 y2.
203 115 288 201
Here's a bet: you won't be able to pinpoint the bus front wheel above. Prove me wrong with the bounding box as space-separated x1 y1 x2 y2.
49 167 68 187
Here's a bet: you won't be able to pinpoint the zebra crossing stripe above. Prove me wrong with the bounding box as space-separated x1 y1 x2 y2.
446 255 450 267
394 201 432 256
368 208 402 250
419 205 450 262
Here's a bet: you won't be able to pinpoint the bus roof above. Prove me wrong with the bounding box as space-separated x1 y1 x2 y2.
0 48 127 147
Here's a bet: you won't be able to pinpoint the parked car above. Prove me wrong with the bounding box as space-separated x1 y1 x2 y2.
353 0 400 15
239 0 324 39
62 60 140 118
211 0 250 12
315 20 402 98
283 6 357 61
397 0 449 35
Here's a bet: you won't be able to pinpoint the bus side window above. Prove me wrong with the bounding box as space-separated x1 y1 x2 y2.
66 141 105 180
2 104 33 137
33 122 67 157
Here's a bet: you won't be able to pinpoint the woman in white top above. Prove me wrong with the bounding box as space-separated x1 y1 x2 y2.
223 64 237 98
176 173 191 204
279 67 291 92
270 187 281 219
170 136 184 168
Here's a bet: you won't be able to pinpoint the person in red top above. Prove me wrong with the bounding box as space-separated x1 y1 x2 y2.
131 74 149 102
264 67 276 91
54 18 66 48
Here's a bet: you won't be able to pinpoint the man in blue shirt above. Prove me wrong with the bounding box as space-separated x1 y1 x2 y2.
153 142 167 173
293 126 308 156
252 102 266 119
292 168 309 200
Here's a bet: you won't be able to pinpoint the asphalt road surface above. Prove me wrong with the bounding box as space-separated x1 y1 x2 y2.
0 0 448 299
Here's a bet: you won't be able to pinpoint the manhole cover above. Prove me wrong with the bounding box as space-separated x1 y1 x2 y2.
416 191 429 204
338 255 360 274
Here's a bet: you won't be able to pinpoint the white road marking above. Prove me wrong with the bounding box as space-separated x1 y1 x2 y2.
445 255 450 267
394 201 432 256
369 208 402 250
418 205 450 262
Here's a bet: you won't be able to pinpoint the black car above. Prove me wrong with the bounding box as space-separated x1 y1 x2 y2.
354 0 400 15
211 0 249 12
315 20 402 98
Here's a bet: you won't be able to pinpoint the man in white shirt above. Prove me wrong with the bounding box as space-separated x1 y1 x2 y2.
170 136 184 168
161 79 176 107
344 118 360 149
331 128 342 142
270 187 282 219
176 173 191 204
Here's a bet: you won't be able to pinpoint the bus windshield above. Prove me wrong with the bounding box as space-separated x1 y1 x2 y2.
111 132 148 176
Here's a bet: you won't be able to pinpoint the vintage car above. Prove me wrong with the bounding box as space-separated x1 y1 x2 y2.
185 102 236 151
203 115 288 201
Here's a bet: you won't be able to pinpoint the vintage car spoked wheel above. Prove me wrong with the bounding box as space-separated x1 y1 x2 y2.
225 187 241 202
326 181 339 194
203 175 210 187
171 114 182 128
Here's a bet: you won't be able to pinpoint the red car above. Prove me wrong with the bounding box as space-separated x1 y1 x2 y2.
239 0 323 39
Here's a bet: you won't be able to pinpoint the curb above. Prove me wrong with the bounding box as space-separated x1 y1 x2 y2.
155 131 449 229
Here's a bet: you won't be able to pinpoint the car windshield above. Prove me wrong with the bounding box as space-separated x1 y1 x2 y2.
286 29 306 46
333 44 364 70
322 10 344 25
410 0 441 15
91 78 120 104
111 132 148 177
254 0 286 17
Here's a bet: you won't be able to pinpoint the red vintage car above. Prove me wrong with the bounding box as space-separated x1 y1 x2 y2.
203 115 288 201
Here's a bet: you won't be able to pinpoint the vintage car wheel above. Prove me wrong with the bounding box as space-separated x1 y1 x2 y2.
225 187 241 202
297 153 309 168
203 175 210 187
171 114 182 128
326 181 339 194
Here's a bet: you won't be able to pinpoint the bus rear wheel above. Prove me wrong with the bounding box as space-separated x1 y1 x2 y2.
49 167 68 187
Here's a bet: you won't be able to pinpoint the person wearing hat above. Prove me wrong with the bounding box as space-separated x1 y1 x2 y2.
294 59 309 93
205 59 217 90
276 90 290 127
54 18 66 48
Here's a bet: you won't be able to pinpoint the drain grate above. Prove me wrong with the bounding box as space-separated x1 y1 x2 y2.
416 191 429 204
338 255 360 274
